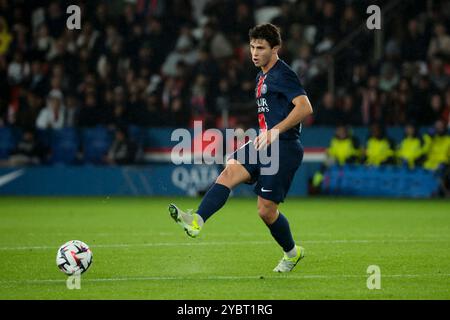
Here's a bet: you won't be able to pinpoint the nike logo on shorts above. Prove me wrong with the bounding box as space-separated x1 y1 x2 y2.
261 187 272 192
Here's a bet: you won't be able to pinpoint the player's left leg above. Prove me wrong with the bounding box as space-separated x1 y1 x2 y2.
169 158 253 238
257 196 304 272
169 138 259 238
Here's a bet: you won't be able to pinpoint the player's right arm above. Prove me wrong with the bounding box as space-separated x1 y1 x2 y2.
270 68 313 134
273 95 313 133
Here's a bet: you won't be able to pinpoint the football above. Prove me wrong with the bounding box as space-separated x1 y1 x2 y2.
56 240 93 275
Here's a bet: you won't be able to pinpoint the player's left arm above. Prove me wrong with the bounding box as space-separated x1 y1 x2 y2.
254 95 313 150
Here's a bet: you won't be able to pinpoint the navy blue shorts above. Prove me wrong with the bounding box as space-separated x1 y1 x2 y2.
229 139 304 204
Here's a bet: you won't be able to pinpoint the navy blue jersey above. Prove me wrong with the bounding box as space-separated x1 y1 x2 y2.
255 59 307 140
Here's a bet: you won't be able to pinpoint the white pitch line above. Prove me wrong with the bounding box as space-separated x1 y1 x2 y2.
21 232 450 239
1 274 450 285
0 241 273 251
0 239 449 251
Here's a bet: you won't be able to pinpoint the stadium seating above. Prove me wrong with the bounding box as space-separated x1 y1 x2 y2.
128 125 146 146
0 127 16 159
36 129 52 150
50 128 80 164
81 126 113 164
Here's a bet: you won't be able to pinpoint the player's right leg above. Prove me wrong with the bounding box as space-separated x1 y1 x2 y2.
169 159 251 238
256 196 305 272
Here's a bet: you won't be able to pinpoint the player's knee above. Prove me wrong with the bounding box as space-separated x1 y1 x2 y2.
216 159 243 187
257 199 278 224
216 165 235 187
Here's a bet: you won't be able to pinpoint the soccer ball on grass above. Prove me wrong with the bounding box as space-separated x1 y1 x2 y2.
56 240 93 275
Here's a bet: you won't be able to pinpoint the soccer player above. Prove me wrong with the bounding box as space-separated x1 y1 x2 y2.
168 24 314 272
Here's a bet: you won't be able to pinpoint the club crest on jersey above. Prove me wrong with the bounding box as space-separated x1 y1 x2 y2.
255 84 267 97
262 84 268 94
256 75 267 98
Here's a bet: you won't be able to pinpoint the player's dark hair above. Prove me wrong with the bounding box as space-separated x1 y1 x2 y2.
249 23 282 48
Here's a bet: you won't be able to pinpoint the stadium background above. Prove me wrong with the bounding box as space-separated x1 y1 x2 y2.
0 0 449 300
0 0 449 197
0 0 449 198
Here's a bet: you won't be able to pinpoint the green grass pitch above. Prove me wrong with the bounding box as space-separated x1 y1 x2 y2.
0 196 449 300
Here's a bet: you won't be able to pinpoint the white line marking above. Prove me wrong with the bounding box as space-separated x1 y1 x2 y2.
19 232 450 238
1 274 449 285
0 239 449 251
0 241 272 251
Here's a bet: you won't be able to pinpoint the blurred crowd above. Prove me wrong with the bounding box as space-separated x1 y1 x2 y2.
0 0 449 133
307 120 450 196
326 120 450 171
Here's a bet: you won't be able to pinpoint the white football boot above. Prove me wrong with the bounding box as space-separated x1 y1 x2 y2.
168 203 204 238
273 245 305 273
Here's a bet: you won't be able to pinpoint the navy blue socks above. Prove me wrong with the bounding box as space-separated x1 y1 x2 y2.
267 212 296 253
196 183 231 222
197 184 295 254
